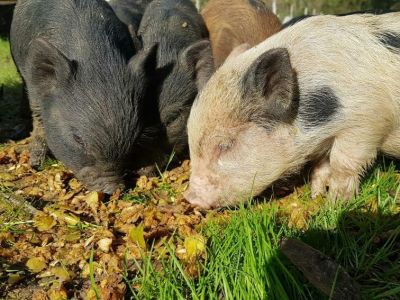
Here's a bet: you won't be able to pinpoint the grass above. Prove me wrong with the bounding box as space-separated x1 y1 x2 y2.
0 37 30 142
0 38 19 87
0 38 399 299
0 36 22 110
123 165 399 299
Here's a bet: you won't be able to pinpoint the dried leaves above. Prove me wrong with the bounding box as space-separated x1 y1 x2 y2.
0 141 207 299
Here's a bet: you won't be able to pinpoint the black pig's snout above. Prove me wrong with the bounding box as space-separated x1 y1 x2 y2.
76 166 125 194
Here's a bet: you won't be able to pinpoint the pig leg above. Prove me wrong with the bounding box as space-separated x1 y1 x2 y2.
310 158 331 199
327 133 377 201
30 110 48 168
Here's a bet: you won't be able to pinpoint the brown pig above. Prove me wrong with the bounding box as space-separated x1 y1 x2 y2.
201 0 282 67
185 12 400 208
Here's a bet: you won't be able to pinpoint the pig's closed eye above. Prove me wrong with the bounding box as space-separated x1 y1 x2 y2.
73 134 85 147
218 141 233 152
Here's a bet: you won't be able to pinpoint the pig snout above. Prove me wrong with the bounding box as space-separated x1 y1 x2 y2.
76 165 124 194
184 175 222 209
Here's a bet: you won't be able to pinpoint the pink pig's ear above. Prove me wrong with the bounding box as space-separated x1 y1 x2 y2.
242 47 299 124
224 43 251 64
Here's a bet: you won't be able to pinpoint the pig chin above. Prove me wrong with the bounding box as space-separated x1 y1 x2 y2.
75 165 124 194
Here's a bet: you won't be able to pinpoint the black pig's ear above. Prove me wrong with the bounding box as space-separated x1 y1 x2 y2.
128 44 158 81
28 38 77 91
128 24 142 51
180 40 215 90
242 48 299 123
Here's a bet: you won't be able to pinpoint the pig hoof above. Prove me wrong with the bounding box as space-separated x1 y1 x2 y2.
310 159 331 199
310 181 328 199
327 175 359 203
29 139 48 168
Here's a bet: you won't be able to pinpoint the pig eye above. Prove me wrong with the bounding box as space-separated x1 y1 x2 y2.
73 134 85 147
218 142 233 152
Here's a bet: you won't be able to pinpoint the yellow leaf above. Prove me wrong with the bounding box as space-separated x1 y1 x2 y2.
48 287 68 300
51 267 71 282
84 288 98 300
64 230 81 242
34 213 56 231
26 257 47 273
69 178 82 191
184 235 206 259
64 214 80 226
0 172 16 181
85 191 103 211
8 273 23 285
128 225 146 249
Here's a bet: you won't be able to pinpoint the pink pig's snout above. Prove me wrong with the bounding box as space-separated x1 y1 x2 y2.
184 175 222 209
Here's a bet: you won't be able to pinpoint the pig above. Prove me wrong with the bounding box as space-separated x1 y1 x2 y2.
138 0 214 162
10 0 158 193
185 12 400 208
201 0 282 67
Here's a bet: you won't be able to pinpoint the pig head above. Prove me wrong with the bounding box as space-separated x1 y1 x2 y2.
186 47 301 208
186 13 400 208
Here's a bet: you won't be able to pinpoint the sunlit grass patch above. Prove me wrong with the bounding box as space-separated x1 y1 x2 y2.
122 164 399 300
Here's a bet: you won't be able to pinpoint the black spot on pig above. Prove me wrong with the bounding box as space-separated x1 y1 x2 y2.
241 48 299 125
377 31 400 52
299 86 341 128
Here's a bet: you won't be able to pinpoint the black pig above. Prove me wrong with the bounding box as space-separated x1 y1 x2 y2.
138 0 214 162
10 0 157 193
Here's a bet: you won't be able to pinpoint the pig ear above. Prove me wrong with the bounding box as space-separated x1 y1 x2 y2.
128 44 158 79
28 38 77 90
224 43 251 64
180 40 215 90
243 47 299 123
128 24 143 50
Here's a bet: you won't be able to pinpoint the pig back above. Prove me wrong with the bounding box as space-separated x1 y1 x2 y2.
201 0 281 66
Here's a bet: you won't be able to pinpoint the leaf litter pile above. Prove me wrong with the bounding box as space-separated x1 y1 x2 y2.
1 139 398 299
0 139 214 299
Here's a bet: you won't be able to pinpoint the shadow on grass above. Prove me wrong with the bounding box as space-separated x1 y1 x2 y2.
293 209 400 299
0 80 31 143
255 156 400 205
